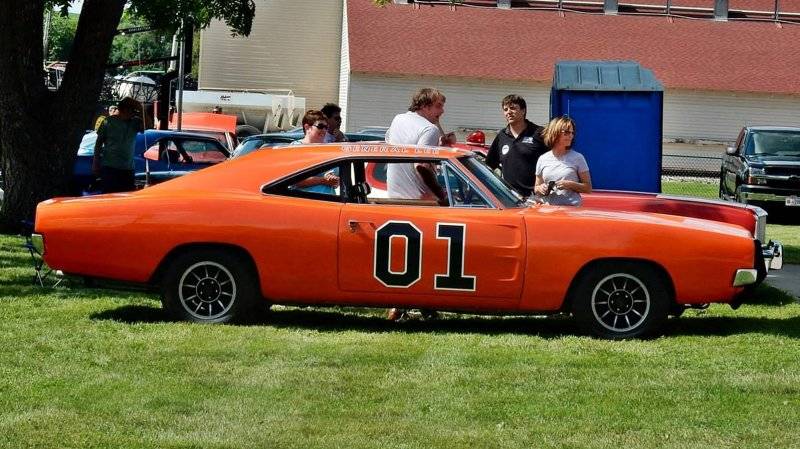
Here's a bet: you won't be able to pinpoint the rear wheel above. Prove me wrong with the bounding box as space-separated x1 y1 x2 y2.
162 250 257 323
572 262 670 339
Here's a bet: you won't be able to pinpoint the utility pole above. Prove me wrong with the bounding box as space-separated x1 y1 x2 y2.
176 19 186 131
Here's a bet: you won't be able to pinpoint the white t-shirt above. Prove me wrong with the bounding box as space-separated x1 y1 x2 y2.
385 111 442 199
535 150 589 206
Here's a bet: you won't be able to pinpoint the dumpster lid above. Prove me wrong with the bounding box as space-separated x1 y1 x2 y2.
553 60 663 91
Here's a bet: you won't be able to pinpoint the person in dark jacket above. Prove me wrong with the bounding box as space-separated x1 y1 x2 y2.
93 97 144 193
485 95 548 197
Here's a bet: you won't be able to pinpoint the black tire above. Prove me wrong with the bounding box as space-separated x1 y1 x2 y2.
236 125 261 140
571 262 670 339
162 249 258 323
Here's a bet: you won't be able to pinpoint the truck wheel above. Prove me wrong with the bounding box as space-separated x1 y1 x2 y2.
162 249 257 323
572 262 670 339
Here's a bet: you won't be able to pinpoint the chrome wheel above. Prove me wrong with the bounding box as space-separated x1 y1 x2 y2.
178 261 237 320
573 262 669 339
591 273 650 333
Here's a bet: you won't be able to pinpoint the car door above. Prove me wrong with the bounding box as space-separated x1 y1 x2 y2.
723 128 746 195
337 159 526 311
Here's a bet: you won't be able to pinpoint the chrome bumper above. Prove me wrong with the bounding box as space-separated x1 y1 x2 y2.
733 269 758 287
763 240 783 271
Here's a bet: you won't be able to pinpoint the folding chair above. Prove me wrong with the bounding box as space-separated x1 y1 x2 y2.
20 221 62 287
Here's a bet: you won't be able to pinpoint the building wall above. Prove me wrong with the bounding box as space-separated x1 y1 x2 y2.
663 89 800 141
198 0 343 111
345 74 552 133
345 74 800 142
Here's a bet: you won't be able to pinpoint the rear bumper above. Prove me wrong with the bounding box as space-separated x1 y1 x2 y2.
730 239 772 309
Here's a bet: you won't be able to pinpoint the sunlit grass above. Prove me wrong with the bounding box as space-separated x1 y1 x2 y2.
1 235 798 448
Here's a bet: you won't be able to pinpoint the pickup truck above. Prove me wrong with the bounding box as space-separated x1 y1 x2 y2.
720 126 800 211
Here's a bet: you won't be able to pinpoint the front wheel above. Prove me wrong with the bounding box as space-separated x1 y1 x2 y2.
162 250 258 323
572 262 670 339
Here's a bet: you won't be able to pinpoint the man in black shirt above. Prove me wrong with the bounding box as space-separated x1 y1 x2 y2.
485 95 548 197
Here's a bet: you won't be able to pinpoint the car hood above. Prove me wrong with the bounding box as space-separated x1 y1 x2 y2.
745 155 800 166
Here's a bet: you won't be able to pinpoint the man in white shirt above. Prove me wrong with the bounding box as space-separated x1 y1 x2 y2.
385 88 453 203
384 88 453 323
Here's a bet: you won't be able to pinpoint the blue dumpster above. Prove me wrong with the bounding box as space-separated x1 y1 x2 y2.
550 61 663 193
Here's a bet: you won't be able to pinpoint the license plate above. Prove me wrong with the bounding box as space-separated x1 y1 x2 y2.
786 196 800 207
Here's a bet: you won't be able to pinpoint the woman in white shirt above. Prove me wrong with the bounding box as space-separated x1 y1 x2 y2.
534 116 592 206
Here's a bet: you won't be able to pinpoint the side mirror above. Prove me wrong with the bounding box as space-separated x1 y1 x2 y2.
725 146 737 155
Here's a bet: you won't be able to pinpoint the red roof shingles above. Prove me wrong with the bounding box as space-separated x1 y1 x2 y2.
348 0 800 95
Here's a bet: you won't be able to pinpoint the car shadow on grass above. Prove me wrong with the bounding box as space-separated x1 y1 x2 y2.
91 303 800 339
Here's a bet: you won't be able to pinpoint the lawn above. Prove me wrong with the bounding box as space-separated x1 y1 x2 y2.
0 235 799 449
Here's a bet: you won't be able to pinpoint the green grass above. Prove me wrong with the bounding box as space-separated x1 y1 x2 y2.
767 224 800 265
1 236 799 448
662 179 718 199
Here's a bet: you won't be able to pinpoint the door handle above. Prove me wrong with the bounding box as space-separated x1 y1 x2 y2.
347 219 374 233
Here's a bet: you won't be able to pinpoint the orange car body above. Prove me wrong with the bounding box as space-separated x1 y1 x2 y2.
36 144 764 317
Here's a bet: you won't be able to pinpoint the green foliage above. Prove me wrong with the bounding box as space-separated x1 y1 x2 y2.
45 12 78 61
108 11 173 71
128 0 256 36
0 234 799 448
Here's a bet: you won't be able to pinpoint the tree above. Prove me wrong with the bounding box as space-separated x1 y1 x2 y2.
0 0 255 231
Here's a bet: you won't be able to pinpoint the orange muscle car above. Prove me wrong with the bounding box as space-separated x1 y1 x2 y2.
34 143 783 338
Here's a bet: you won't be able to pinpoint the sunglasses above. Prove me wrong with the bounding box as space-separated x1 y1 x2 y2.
560 130 575 135
312 123 329 130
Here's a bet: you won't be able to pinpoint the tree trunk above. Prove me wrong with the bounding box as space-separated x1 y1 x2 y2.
0 0 125 232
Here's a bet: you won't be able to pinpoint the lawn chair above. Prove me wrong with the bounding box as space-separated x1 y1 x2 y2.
20 221 62 287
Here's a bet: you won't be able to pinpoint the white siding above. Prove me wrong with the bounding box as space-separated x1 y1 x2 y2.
345 74 551 132
338 3 351 130
347 74 800 141
663 89 800 141
198 0 343 110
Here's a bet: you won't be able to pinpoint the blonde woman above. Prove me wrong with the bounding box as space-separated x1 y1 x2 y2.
534 116 592 206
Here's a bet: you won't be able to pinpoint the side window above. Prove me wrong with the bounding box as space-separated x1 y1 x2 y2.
180 140 228 163
143 140 180 163
345 160 489 208
355 160 443 206
267 163 342 202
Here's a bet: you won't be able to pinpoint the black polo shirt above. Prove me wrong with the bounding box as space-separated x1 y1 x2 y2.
486 120 547 197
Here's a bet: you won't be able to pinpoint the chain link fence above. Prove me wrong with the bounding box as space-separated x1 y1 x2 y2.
661 150 723 199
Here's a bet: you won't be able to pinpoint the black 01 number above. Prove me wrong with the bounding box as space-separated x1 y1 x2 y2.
374 221 476 291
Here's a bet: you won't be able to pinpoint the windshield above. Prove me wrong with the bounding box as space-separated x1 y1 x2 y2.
746 131 800 157
232 139 267 158
459 156 524 208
